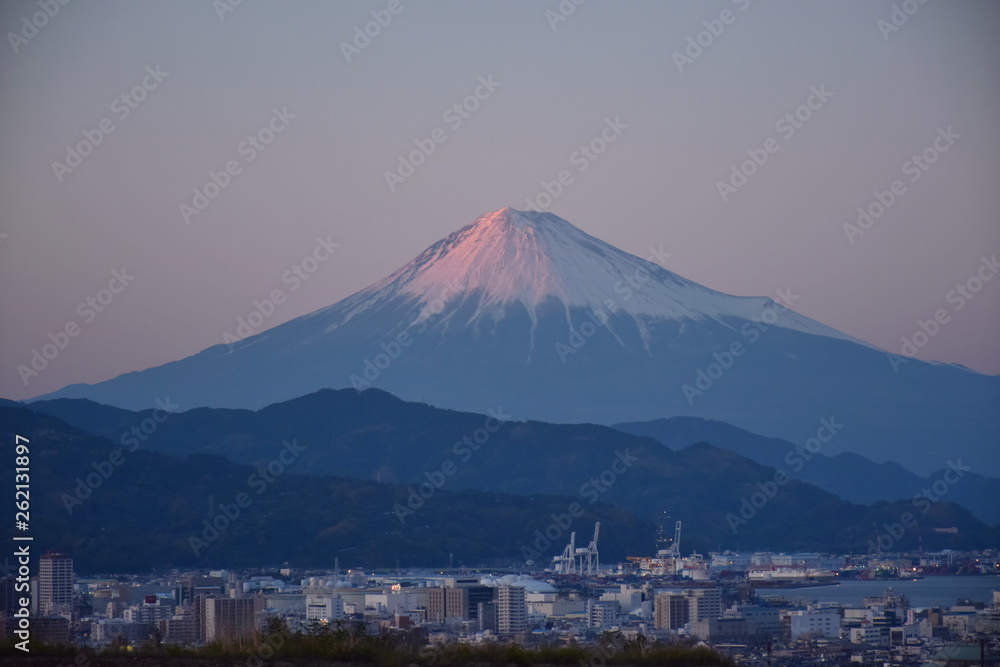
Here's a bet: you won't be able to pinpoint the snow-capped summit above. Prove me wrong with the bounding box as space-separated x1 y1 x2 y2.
335 207 858 345
355 205 693 321
388 206 687 314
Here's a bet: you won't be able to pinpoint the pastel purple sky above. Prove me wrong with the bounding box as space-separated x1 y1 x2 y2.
1 1 998 401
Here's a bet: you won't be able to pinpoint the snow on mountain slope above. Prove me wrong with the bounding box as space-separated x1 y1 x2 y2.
326 207 866 347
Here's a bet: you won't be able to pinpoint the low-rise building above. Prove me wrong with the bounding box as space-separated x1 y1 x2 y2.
724 604 782 637
789 606 841 640
305 589 345 623
688 617 757 643
91 619 149 644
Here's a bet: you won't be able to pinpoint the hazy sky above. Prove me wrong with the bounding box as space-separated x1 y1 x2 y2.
1 1 998 401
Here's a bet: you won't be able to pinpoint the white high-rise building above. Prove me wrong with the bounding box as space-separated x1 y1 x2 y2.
497 586 526 636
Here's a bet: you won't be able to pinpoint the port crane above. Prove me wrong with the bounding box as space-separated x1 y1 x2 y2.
552 522 600 574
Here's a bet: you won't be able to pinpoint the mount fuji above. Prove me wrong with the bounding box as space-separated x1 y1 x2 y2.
33 207 1000 476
